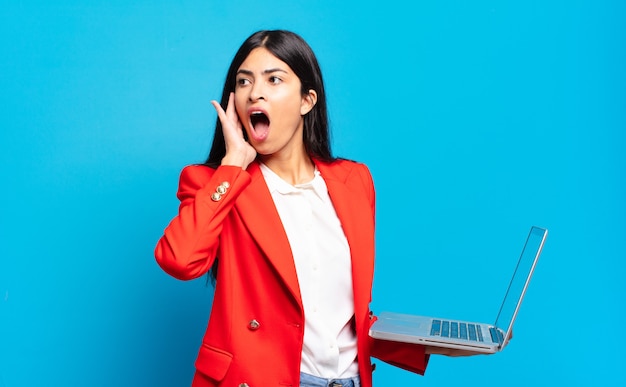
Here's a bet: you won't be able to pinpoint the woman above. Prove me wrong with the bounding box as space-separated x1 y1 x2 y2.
155 30 435 387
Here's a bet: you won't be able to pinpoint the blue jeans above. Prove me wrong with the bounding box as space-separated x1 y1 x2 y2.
299 372 361 387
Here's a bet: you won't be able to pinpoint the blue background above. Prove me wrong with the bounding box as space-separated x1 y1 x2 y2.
1 1 624 386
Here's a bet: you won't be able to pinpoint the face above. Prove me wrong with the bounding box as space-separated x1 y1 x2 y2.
234 47 316 158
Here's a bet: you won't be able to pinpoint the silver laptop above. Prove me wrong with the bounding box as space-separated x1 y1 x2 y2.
369 226 548 354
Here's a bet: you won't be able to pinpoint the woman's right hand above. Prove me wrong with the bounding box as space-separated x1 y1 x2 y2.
211 92 257 169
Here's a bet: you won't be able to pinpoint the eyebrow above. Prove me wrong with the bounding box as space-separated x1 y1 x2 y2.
236 68 288 76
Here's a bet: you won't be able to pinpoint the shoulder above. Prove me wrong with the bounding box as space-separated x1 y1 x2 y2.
316 158 376 210
316 158 372 183
316 158 375 205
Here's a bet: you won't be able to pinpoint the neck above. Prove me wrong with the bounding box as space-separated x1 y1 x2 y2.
260 150 315 185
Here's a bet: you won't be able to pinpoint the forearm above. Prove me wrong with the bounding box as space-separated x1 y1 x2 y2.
155 165 251 280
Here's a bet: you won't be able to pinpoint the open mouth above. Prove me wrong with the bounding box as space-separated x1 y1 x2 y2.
249 111 270 140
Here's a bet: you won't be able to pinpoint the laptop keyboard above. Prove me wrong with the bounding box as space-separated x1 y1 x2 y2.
430 320 485 342
489 326 504 343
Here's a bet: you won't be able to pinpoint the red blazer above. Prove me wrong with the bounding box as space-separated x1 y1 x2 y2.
155 159 428 387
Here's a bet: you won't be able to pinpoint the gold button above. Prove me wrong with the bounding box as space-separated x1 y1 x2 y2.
238 384 249 387
221 181 230 189
216 184 227 194
248 319 260 331
211 192 222 201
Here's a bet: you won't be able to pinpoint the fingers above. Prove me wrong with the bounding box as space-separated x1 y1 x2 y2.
211 92 236 123
224 92 238 121
212 93 243 141
210 99 226 121
211 93 235 128
211 93 257 169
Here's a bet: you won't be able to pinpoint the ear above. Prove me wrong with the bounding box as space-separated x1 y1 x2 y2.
300 89 318 115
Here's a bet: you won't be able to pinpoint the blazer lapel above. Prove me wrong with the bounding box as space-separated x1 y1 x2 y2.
316 161 375 319
235 162 302 304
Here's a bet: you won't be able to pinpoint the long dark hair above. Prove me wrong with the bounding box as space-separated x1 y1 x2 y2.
205 30 335 283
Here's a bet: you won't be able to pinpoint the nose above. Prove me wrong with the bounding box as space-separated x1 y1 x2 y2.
249 82 265 102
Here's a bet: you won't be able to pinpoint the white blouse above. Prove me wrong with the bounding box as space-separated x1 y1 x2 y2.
259 163 359 378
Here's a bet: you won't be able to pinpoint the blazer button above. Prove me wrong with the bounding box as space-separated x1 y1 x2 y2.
238 384 249 387
248 319 260 331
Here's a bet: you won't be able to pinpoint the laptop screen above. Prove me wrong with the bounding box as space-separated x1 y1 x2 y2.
493 226 548 344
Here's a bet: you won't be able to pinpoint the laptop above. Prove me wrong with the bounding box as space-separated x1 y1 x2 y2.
369 226 548 354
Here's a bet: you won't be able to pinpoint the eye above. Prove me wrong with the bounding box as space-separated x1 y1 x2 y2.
236 78 251 87
268 76 282 85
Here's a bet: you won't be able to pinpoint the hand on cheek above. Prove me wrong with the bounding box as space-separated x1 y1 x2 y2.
211 92 257 169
